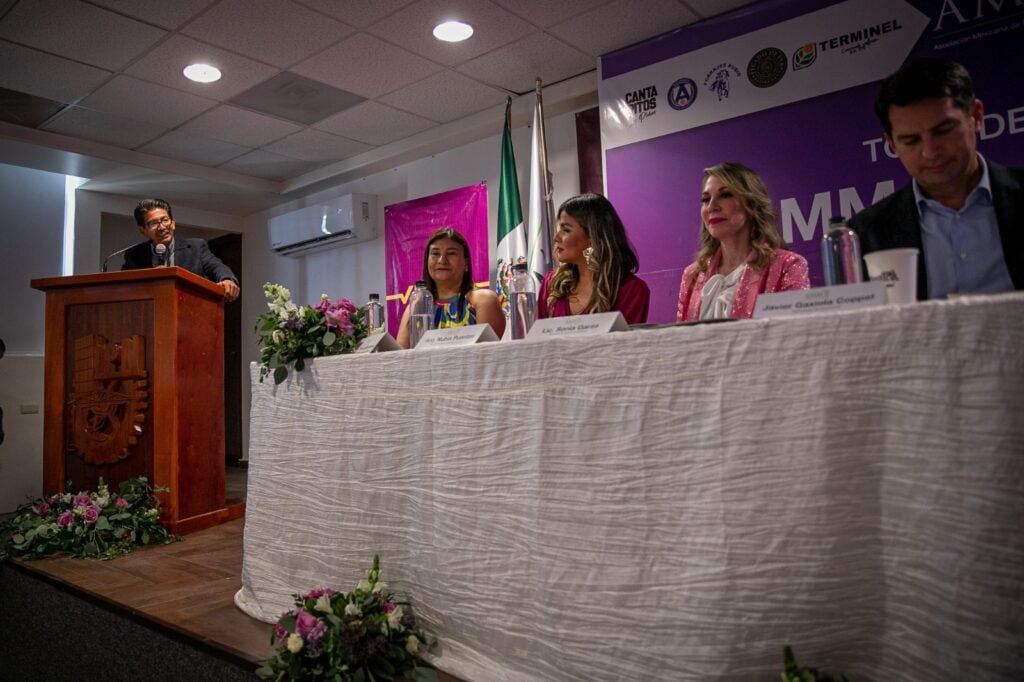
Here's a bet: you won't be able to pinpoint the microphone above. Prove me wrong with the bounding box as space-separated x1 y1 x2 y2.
101 244 135 272
155 243 168 266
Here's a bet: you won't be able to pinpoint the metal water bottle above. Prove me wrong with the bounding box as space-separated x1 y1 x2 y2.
407 281 433 348
508 262 536 340
821 216 863 286
365 293 385 335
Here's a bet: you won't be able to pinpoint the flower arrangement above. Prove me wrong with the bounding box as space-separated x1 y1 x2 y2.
0 477 179 561
258 554 436 682
781 645 848 682
256 283 368 384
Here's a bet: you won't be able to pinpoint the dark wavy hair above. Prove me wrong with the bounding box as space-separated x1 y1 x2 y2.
874 59 976 135
133 198 173 227
422 228 474 311
546 193 639 316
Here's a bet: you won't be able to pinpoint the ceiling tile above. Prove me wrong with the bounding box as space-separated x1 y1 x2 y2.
315 101 436 146
367 0 534 67
230 72 364 125
42 106 165 149
458 32 595 94
296 0 418 28
551 0 699 57
292 33 443 100
0 0 166 71
177 105 303 147
0 87 66 128
88 0 216 29
0 41 112 104
378 70 507 123
263 129 372 162
80 75 218 129
218 148 324 180
489 0 612 27
125 35 280 102
137 130 250 166
182 0 354 68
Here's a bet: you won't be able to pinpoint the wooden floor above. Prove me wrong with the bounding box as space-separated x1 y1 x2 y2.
13 512 463 681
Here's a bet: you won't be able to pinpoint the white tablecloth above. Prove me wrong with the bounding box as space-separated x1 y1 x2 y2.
236 293 1024 681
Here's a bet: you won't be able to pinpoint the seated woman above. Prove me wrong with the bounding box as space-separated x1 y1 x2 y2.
396 228 505 348
538 193 650 324
677 162 809 321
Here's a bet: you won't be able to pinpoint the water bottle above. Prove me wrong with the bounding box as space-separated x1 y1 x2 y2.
365 293 385 335
407 280 433 348
508 262 536 340
821 215 863 286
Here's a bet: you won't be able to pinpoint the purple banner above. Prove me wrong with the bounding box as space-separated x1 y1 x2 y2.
384 183 489 337
603 0 1024 323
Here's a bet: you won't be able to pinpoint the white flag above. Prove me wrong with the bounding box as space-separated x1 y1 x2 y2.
527 78 554 285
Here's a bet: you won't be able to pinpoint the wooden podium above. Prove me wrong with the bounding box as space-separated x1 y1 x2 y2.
31 267 237 534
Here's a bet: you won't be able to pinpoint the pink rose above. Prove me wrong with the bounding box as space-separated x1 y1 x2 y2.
294 610 318 638
115 497 129 509
36 502 51 516
73 494 91 507
83 505 101 524
57 510 74 527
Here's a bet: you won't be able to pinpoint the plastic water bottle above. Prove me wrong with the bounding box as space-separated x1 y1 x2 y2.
365 293 385 335
821 215 863 286
407 280 433 348
508 262 536 340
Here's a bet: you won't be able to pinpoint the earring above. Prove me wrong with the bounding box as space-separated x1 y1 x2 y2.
583 246 594 267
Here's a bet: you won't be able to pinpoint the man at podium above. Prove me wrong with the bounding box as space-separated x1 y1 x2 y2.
122 198 240 302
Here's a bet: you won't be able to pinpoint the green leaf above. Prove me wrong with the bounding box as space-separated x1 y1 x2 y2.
413 668 439 682
273 366 288 384
95 516 112 531
322 331 337 346
294 357 305 372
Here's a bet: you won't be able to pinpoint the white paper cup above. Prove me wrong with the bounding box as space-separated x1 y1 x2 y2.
863 248 919 304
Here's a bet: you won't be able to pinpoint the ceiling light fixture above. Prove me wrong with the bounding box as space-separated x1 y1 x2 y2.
183 63 222 83
432 20 473 42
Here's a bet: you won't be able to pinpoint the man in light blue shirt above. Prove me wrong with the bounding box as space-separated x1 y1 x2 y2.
850 59 1023 300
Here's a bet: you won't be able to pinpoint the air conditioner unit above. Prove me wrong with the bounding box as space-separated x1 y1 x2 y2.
269 193 377 257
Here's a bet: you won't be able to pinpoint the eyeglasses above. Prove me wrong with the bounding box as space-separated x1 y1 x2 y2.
145 216 172 230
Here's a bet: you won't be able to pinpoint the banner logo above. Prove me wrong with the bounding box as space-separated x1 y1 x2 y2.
666 78 698 110
624 84 658 122
703 63 741 101
792 43 817 70
747 47 788 88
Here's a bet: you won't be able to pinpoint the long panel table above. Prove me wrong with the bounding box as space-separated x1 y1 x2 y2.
236 293 1024 681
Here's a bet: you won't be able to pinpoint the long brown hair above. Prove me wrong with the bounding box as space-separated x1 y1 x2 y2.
422 228 474 312
546 193 639 315
690 162 783 282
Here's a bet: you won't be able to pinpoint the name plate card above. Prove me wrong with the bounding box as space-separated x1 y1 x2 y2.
415 324 498 349
526 311 628 340
354 332 401 354
753 281 886 318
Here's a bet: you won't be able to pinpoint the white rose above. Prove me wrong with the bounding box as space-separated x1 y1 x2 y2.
405 635 419 656
344 602 362 617
356 579 372 592
286 633 304 653
386 605 404 631
314 594 333 614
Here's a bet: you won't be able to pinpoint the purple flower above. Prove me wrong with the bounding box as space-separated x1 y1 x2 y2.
36 502 51 516
48 494 60 505
115 497 129 509
294 610 326 642
274 622 288 643
73 494 91 507
301 587 334 600
306 620 327 643
285 318 304 331
83 505 101 524
57 510 74 527
324 308 353 335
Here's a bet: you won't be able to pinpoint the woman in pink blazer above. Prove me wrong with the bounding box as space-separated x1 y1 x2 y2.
677 162 809 321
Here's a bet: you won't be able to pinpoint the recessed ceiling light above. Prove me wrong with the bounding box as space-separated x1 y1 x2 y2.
183 63 222 83
433 20 473 42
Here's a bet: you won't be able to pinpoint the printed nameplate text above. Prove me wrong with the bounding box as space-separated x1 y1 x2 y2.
753 281 886 318
354 332 401 354
415 324 498 349
526 311 628 340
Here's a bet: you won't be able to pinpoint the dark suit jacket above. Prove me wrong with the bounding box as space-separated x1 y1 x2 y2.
121 237 237 284
849 159 1024 300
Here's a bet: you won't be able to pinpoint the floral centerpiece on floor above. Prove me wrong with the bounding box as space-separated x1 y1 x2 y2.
256 283 368 384
781 645 848 682
0 477 179 561
258 554 436 682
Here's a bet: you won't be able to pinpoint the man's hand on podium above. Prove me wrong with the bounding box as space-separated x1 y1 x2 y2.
219 279 240 302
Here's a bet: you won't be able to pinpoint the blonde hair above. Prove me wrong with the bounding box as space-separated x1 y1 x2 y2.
690 162 783 281
546 193 639 315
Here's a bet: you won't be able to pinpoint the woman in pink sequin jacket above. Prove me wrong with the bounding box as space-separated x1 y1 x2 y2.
677 162 810 321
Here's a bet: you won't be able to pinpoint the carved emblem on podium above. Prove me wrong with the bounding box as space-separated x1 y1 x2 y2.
67 335 149 464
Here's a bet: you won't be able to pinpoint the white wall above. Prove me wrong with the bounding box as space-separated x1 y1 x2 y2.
0 357 44 512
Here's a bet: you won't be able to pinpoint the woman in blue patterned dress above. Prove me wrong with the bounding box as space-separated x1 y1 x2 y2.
397 228 505 348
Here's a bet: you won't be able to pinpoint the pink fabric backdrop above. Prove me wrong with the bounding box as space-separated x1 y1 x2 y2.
384 183 489 337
